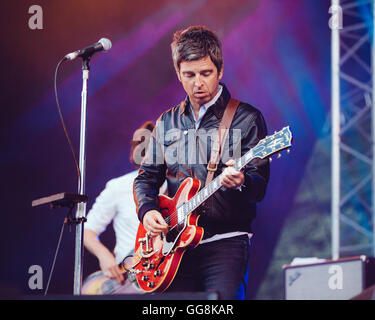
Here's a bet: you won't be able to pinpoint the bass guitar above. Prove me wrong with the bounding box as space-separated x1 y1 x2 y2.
81 255 144 295
132 126 293 292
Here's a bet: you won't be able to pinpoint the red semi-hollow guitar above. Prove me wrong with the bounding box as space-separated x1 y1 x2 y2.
132 126 293 292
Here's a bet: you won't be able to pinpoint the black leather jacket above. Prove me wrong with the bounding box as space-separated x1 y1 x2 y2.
133 84 270 239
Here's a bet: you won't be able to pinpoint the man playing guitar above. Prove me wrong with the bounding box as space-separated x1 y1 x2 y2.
133 26 270 299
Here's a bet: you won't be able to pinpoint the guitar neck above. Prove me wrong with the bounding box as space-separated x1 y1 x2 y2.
178 125 292 218
179 149 255 216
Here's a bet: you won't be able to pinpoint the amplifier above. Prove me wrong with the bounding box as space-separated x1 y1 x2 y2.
283 255 375 300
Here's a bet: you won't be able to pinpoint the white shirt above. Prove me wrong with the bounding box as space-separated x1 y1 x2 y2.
85 170 140 263
190 85 223 129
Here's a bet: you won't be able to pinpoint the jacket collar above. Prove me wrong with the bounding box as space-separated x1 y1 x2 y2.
179 82 231 119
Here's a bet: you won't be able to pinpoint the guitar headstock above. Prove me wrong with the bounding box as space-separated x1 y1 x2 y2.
253 126 293 160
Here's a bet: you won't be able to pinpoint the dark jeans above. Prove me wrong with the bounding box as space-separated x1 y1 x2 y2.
166 234 250 300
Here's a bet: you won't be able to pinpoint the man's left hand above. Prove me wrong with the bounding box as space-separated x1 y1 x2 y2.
220 159 245 189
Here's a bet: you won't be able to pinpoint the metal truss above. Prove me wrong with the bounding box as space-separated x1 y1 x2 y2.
331 0 375 259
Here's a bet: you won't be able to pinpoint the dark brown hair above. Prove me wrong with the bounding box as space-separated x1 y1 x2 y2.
171 25 223 74
130 121 155 168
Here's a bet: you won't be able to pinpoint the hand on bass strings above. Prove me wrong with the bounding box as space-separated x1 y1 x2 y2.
98 250 124 284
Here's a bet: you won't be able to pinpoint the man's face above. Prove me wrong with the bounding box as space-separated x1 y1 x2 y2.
177 56 223 107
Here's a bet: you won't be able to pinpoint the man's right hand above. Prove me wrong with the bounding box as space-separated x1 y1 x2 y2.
98 250 124 284
143 210 169 236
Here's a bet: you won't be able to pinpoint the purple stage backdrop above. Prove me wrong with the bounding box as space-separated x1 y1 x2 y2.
0 0 331 298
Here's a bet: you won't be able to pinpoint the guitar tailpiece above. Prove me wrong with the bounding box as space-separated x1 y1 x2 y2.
128 268 142 274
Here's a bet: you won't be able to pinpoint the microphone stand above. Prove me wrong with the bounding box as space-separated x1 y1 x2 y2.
73 55 91 295
32 52 102 296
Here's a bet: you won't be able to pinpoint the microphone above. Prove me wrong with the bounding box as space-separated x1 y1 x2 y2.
64 38 112 61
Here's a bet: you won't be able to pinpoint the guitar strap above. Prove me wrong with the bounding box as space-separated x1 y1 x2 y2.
180 97 240 186
205 98 240 186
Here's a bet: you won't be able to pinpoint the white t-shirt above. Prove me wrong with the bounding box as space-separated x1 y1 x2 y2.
85 170 140 263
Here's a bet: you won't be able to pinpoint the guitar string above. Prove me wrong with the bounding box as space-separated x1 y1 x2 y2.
161 159 242 233
162 156 246 230
162 139 287 230
161 143 254 228
162 176 220 232
148 131 289 234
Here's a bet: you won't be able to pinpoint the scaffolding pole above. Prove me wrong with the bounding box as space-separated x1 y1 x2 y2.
331 0 375 259
331 0 341 260
372 0 375 257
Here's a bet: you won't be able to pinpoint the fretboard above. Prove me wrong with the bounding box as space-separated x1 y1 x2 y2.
178 148 255 218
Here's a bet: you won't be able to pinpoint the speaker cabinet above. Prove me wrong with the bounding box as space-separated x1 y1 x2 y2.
283 255 375 300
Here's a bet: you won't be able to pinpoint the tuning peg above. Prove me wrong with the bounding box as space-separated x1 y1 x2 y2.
269 157 272 163
277 153 282 159
287 149 290 154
